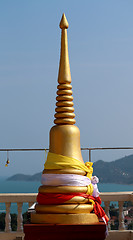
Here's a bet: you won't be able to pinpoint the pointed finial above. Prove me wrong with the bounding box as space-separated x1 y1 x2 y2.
58 13 71 84
60 13 69 29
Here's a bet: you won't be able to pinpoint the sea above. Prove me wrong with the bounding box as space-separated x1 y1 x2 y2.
0 179 132 214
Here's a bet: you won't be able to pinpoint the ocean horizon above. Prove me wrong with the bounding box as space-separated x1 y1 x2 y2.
0 179 132 214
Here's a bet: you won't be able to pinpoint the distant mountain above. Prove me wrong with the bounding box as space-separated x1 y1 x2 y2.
7 154 133 184
93 154 133 184
7 172 42 182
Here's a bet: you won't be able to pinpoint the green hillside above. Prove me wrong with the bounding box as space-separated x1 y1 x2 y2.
93 155 133 184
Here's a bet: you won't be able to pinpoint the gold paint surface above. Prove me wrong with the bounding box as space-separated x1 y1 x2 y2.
57 84 72 89
58 17 71 83
49 125 84 163
57 89 72 95
39 185 87 194
35 203 93 214
56 101 74 107
43 168 86 175
56 95 73 101
55 106 74 113
54 112 75 119
59 13 69 29
54 118 76 125
64 196 89 203
31 213 99 225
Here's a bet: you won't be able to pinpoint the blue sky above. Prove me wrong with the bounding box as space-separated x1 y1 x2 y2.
0 0 133 176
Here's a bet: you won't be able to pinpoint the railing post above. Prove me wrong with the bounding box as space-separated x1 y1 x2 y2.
104 201 110 230
5 202 11 232
89 149 91 162
17 202 23 232
118 201 125 230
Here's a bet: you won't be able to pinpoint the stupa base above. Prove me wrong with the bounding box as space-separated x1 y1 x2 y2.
31 212 99 224
24 223 107 240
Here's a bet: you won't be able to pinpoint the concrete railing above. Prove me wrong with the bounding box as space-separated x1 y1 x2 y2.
0 192 132 240
0 194 36 240
100 192 133 230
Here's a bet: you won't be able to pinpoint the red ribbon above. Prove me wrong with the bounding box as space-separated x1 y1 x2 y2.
37 193 109 224
88 196 109 223
37 192 73 205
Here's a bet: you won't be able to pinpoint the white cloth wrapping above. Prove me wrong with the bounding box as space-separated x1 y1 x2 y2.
91 176 99 184
92 183 100 197
41 174 100 197
91 175 100 197
41 174 91 186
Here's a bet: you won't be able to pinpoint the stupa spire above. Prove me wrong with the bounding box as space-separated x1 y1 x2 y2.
58 13 71 84
54 13 75 125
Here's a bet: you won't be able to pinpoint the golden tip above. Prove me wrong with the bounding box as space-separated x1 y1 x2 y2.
60 13 69 29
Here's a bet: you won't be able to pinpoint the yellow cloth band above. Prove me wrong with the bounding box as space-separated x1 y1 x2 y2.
87 184 93 196
44 152 93 179
88 199 95 205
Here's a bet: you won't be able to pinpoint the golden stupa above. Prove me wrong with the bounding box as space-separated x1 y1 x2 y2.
31 13 99 224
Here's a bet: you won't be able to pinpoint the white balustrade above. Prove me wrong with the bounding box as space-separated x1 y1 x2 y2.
17 202 23 232
118 201 125 230
5 202 11 232
0 193 37 235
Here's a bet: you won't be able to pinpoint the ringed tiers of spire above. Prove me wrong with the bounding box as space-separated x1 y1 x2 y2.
54 14 76 125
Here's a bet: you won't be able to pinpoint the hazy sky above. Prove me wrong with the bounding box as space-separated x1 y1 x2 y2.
0 0 133 176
